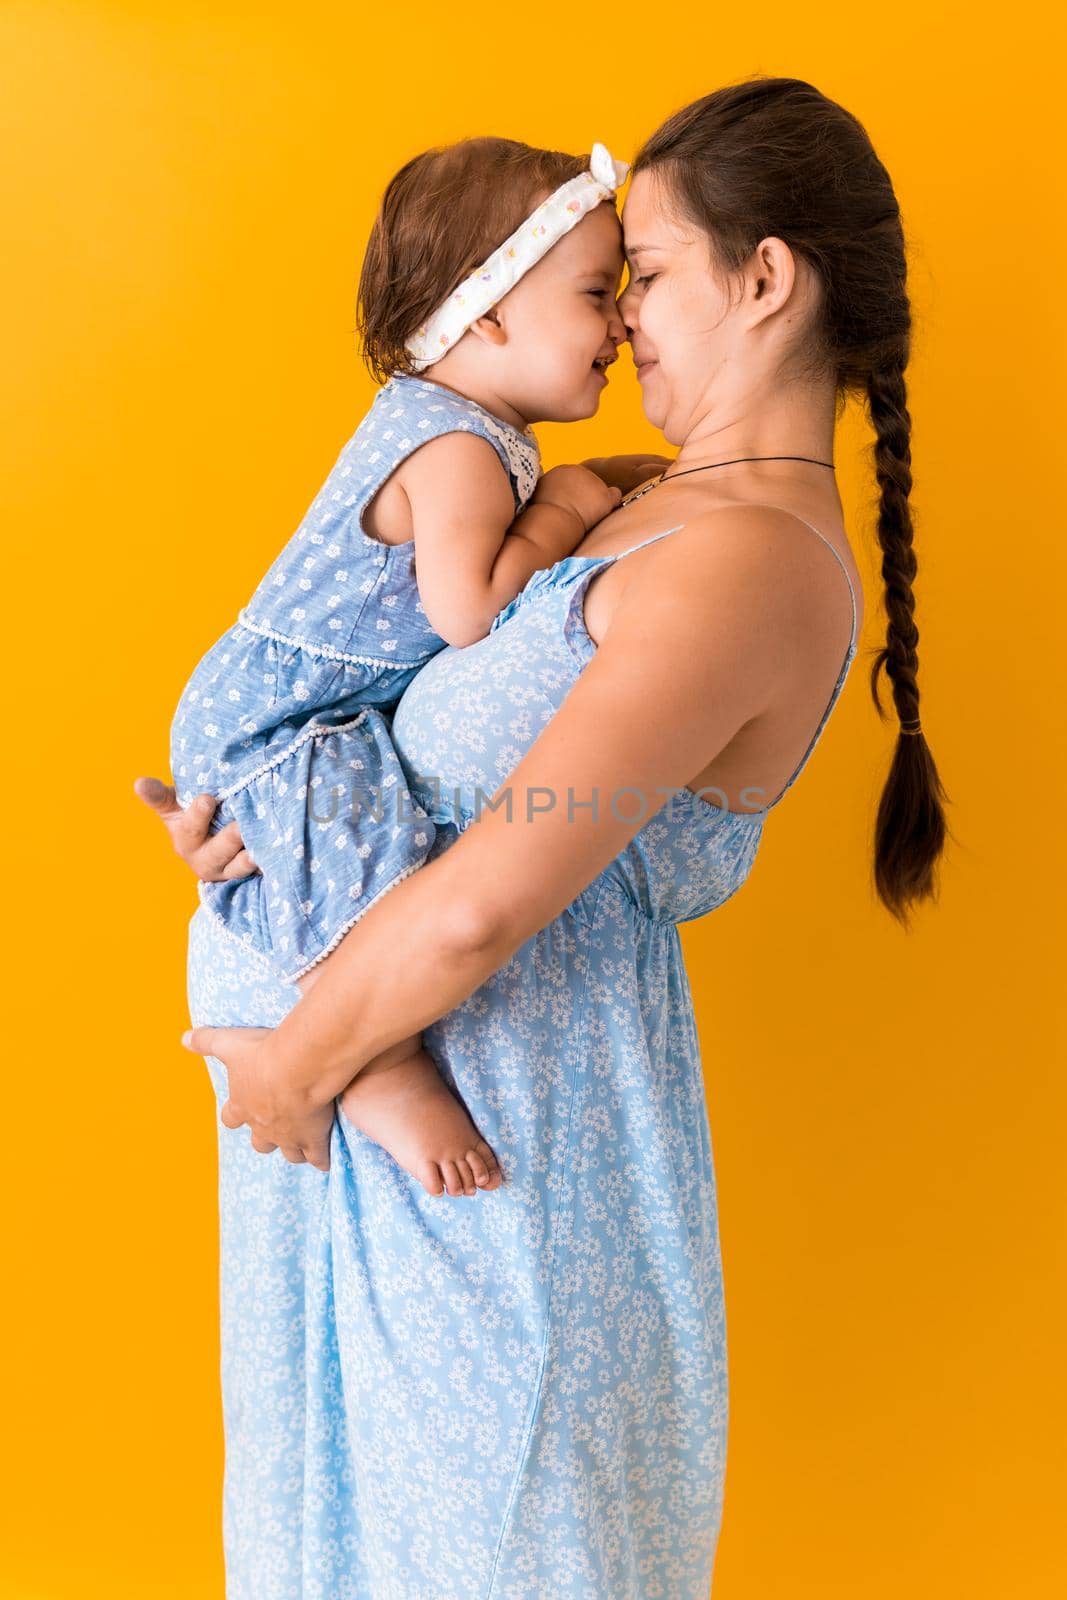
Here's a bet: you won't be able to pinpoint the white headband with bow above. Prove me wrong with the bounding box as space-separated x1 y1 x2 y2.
404 141 629 373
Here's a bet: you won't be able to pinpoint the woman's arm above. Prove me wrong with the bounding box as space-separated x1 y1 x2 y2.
196 505 809 1120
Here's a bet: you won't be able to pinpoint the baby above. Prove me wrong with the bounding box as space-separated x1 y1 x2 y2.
170 136 629 1199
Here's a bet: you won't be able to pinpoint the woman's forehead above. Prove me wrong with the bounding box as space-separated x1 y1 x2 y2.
621 169 681 245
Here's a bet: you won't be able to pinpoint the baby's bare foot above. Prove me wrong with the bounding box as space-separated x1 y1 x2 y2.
338 1047 504 1198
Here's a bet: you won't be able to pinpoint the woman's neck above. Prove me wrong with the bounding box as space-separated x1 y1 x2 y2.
670 372 838 476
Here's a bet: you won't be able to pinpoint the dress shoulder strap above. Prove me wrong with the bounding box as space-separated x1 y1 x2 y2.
596 503 860 816
601 503 859 652
767 508 860 652
737 505 860 811
596 523 688 565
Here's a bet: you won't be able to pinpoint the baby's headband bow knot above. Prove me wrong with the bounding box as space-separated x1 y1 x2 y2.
405 141 629 373
589 141 630 190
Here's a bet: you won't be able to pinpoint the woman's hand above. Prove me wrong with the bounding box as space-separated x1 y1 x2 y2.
579 454 674 494
181 1023 335 1171
134 776 259 882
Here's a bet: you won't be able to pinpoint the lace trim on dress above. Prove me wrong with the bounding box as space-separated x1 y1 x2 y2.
213 709 371 801
238 610 429 670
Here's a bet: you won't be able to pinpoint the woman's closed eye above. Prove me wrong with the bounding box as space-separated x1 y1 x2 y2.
632 273 658 288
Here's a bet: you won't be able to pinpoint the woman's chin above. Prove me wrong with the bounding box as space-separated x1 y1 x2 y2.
638 396 672 437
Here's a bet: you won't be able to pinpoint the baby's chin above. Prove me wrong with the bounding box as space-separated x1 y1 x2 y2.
537 388 614 424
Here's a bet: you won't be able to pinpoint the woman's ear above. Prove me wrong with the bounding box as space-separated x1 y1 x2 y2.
746 236 796 322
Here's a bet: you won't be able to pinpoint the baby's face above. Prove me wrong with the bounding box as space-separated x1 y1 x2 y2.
494 203 627 423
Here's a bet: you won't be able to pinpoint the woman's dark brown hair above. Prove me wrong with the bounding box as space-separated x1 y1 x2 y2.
356 137 591 386
632 76 951 928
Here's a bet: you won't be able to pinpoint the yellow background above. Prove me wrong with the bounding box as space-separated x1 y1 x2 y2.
2 2 1063 1595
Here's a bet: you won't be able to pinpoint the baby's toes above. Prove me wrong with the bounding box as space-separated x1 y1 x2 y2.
418 1160 445 1198
453 1157 479 1198
439 1159 467 1198
470 1139 503 1190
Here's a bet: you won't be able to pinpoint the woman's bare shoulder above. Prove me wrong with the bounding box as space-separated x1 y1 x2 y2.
612 501 861 646
581 502 858 725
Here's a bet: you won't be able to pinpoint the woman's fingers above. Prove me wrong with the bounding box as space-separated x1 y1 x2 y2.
263 1140 329 1170
221 1097 274 1150
136 777 219 868
221 848 259 880
133 775 182 818
302 1137 331 1173
626 458 674 488
164 793 241 881
195 818 259 880
175 794 219 851
179 1025 330 1170
136 773 258 881
182 1025 220 1057
219 1097 246 1129
577 454 674 492
136 777 224 865
136 776 215 862
183 1024 271 1060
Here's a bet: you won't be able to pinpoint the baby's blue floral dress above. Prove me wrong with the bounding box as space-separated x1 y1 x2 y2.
171 373 540 982
186 510 859 1597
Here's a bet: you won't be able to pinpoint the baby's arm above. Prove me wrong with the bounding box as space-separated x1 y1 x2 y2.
396 433 620 649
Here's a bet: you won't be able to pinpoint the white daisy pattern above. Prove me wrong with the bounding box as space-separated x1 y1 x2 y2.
171 374 541 984
187 516 859 1596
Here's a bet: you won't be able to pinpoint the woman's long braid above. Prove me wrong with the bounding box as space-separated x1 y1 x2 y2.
867 360 919 728
866 358 950 926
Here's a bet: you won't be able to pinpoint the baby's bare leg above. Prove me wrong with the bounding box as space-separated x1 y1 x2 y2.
338 1032 504 1199
294 956 503 1197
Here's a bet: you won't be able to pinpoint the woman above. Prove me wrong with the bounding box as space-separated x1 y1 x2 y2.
139 77 948 1598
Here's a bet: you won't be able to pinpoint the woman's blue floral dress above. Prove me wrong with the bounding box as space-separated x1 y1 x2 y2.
186 512 859 1598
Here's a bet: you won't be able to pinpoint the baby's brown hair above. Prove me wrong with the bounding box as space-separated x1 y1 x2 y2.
356 137 593 385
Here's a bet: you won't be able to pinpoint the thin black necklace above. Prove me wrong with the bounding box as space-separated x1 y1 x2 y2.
622 454 835 506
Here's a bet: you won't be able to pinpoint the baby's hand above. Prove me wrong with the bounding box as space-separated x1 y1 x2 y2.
532 464 623 541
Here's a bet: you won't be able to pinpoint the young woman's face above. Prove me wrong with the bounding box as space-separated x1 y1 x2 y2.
496 201 627 421
618 169 742 445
